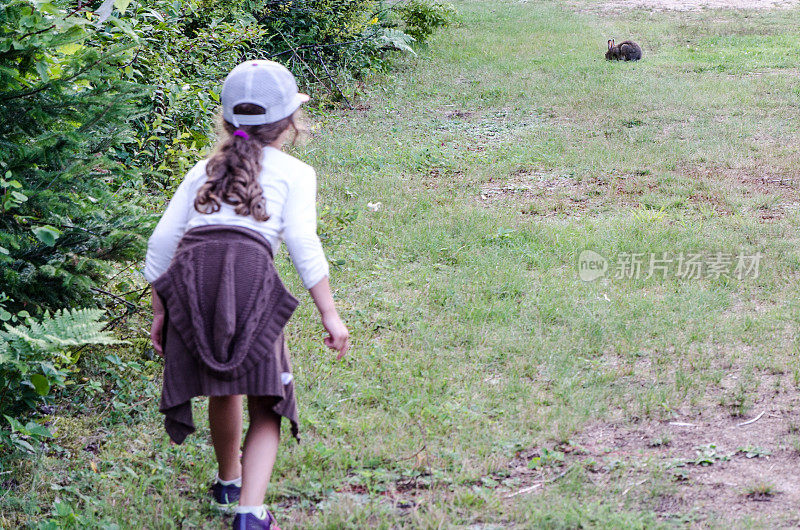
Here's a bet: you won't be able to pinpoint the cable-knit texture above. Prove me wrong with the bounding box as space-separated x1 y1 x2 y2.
153 225 300 444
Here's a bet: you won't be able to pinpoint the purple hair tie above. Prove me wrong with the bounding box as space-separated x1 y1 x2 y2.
233 130 249 140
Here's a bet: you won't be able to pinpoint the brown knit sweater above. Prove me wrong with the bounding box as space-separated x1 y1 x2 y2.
152 225 300 444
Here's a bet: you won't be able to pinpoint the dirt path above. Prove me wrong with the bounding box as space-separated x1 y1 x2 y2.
590 0 799 10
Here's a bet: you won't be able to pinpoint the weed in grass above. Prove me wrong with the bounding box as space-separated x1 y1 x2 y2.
692 444 730 466
670 464 692 482
736 445 772 459
526 447 566 470
649 434 672 448
744 482 777 501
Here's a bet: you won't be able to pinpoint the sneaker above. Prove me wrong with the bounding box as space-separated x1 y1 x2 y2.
210 480 241 513
232 510 280 530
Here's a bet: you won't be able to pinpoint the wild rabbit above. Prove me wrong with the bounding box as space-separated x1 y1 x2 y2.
605 39 642 61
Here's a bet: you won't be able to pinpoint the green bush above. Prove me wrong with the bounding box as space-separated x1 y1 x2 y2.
256 0 390 75
109 0 422 185
397 0 456 43
0 308 121 453
0 0 453 315
120 0 269 184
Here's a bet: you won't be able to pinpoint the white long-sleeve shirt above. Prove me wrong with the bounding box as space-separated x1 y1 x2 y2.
143 146 329 289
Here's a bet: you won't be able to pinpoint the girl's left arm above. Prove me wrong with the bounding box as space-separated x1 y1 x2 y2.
308 276 350 359
145 163 201 355
143 166 199 283
151 289 165 356
282 167 330 290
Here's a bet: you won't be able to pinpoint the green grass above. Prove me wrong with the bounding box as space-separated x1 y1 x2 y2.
5 0 800 527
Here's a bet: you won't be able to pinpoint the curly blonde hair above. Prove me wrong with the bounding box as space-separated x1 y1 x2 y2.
194 104 302 222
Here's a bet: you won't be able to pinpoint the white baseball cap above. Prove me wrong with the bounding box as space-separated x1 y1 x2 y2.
221 60 309 127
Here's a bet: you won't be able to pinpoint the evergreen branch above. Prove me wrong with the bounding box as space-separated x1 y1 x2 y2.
0 52 112 103
90 287 138 310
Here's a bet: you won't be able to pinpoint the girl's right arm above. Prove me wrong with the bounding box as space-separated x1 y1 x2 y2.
308 276 350 358
282 166 349 358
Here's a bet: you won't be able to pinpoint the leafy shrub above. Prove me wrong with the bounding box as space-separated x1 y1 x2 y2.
0 0 453 316
121 0 269 184
0 308 121 453
256 0 391 77
397 0 456 43
110 0 423 186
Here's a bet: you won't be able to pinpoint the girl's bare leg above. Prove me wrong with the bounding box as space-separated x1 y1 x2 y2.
239 395 281 506
208 395 244 481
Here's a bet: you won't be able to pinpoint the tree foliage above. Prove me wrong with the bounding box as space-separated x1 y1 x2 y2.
0 0 149 314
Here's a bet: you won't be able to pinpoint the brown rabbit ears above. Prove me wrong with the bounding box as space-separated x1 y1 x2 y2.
608 39 615 50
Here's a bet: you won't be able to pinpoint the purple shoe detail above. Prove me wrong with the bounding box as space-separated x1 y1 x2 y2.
210 481 241 512
232 510 279 530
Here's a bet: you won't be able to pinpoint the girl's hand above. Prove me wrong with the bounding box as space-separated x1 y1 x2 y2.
322 311 350 359
308 277 350 360
151 314 165 356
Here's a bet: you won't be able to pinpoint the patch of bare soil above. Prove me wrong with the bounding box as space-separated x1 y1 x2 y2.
481 164 800 221
478 169 656 218
289 374 800 525
576 0 800 11
574 419 799 523
684 164 800 220
434 106 542 144
505 373 800 525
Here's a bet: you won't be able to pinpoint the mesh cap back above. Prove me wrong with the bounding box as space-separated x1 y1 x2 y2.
221 60 309 127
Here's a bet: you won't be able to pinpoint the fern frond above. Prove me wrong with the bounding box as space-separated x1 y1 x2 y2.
3 325 50 351
3 308 122 353
0 338 10 363
377 28 417 55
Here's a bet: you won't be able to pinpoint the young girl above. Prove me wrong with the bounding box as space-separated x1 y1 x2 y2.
144 60 349 530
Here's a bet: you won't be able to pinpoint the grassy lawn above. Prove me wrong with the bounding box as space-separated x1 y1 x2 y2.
4 0 800 527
